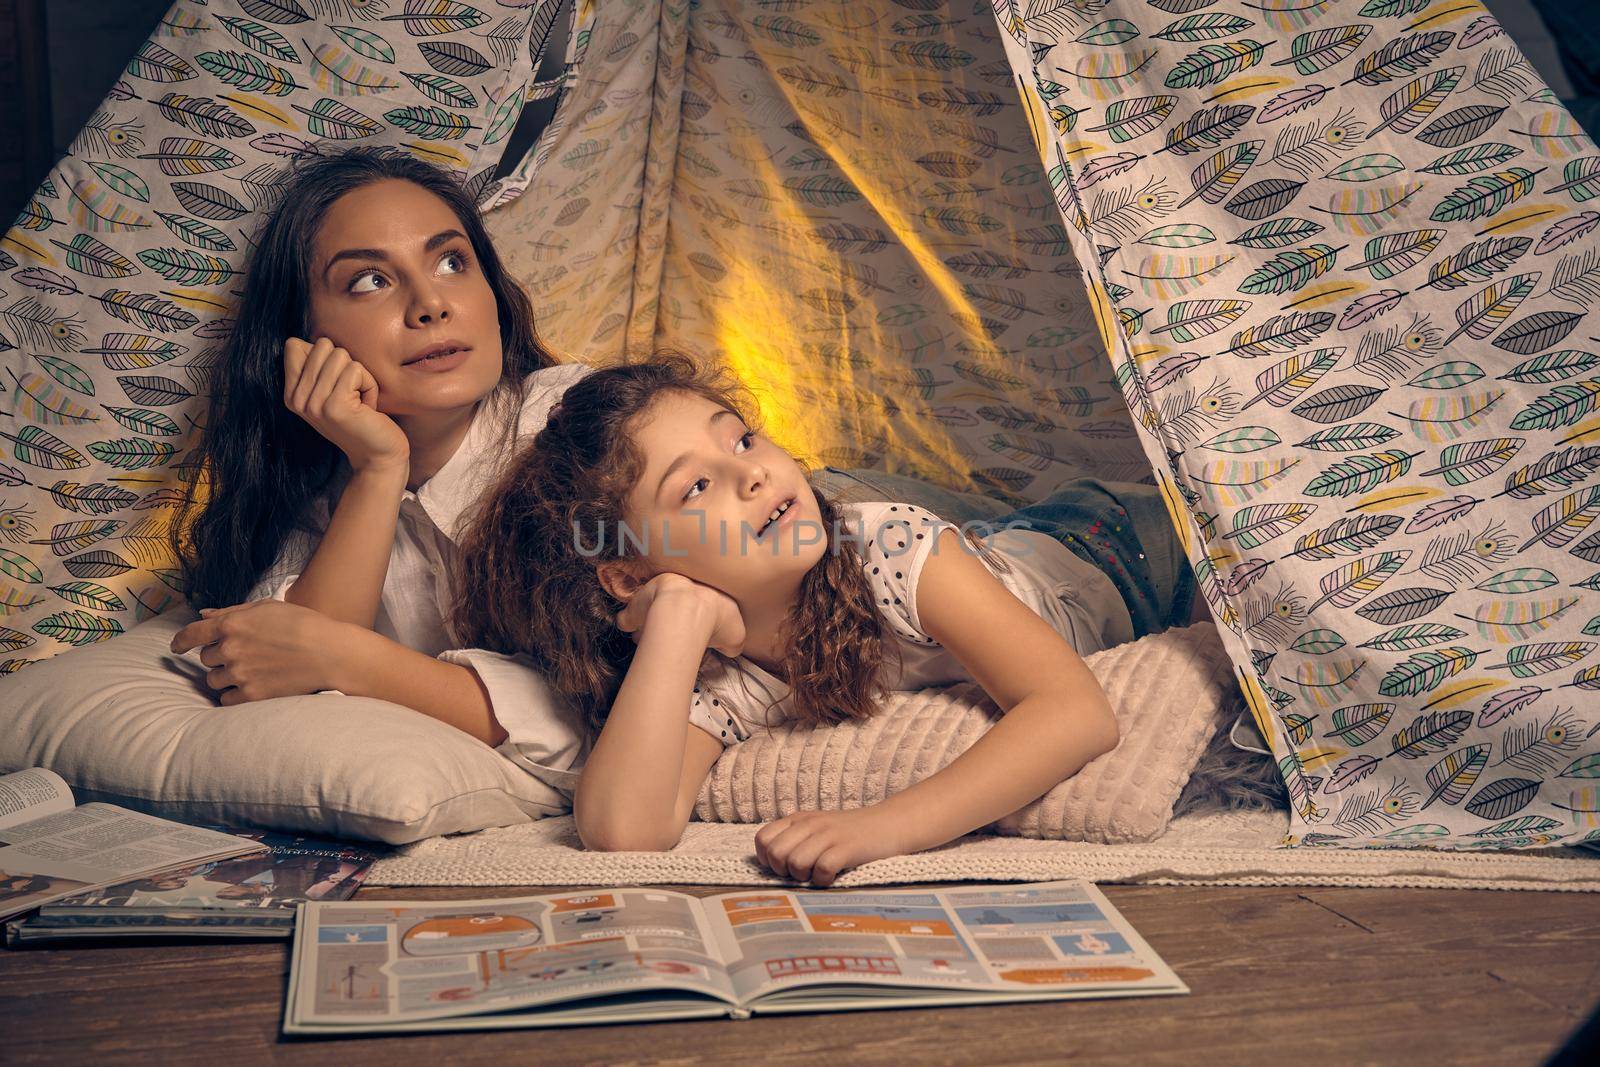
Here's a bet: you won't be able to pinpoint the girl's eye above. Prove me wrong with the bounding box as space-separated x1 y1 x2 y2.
349 270 386 294
439 250 470 275
681 430 752 501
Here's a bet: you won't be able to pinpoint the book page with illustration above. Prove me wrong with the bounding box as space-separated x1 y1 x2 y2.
285 880 1185 1033
289 889 741 1030
0 767 265 921
704 881 1186 1007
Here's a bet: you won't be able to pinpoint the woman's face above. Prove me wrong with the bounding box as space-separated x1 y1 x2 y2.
619 390 826 603
304 178 503 419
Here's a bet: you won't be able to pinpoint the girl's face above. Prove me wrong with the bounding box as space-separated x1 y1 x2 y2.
620 390 827 602
305 179 503 419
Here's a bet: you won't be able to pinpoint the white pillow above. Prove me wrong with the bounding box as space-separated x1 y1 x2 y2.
0 610 567 845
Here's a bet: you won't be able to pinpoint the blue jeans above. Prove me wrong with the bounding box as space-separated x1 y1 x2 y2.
993 479 1196 641
812 468 1195 639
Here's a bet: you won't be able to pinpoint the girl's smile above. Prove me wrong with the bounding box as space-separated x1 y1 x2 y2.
757 494 804 540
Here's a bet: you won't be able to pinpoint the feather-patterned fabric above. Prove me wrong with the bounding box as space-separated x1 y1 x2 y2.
993 0 1600 851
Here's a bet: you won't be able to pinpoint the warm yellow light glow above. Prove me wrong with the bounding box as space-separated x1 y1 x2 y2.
497 0 1154 503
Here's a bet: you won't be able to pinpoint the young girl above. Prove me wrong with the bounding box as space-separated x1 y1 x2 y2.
166 145 592 792
456 354 1207 885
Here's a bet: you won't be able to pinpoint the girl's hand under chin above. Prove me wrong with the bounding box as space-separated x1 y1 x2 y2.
284 336 409 474
615 572 746 658
754 807 909 888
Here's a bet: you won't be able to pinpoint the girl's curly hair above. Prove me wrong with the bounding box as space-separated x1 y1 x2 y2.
452 352 894 742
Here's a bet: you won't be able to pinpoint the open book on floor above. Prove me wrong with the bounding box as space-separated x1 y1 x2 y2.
0 767 266 923
5 829 384 944
283 879 1186 1035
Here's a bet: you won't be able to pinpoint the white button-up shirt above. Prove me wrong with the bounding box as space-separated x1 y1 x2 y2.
248 363 593 800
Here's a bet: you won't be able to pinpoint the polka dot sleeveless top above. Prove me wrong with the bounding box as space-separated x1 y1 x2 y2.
685 501 1134 747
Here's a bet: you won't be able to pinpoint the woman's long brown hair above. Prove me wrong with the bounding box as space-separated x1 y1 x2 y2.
453 352 893 742
175 145 558 608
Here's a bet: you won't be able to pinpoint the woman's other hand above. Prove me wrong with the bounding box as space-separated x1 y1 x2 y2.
754 807 908 888
283 336 409 474
615 572 746 657
170 600 356 706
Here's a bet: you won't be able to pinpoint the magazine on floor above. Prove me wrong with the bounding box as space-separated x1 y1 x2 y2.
5 829 383 944
0 767 266 923
283 879 1187 1034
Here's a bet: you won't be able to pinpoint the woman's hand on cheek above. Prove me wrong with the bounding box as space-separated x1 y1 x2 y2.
753 807 906 888
170 600 355 706
283 336 409 475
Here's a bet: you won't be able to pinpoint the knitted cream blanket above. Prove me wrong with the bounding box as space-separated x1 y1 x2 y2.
693 622 1238 844
366 808 1600 892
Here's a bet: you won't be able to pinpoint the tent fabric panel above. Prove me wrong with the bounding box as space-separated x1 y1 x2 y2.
992 0 1600 850
481 0 592 211
484 0 661 361
648 0 1154 495
624 0 692 355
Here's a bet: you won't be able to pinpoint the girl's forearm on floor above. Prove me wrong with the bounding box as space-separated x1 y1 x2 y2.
284 463 407 628
572 610 714 852
876 693 1120 854
340 629 508 747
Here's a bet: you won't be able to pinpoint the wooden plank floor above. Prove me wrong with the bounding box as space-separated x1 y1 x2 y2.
3 883 1597 1066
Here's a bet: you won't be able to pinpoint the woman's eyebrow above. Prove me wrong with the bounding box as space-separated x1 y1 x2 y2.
320 228 469 284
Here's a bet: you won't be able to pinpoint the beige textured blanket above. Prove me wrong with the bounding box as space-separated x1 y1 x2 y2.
694 622 1240 843
366 808 1600 892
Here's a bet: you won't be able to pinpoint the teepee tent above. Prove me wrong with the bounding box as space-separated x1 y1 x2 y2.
3 0 1599 851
